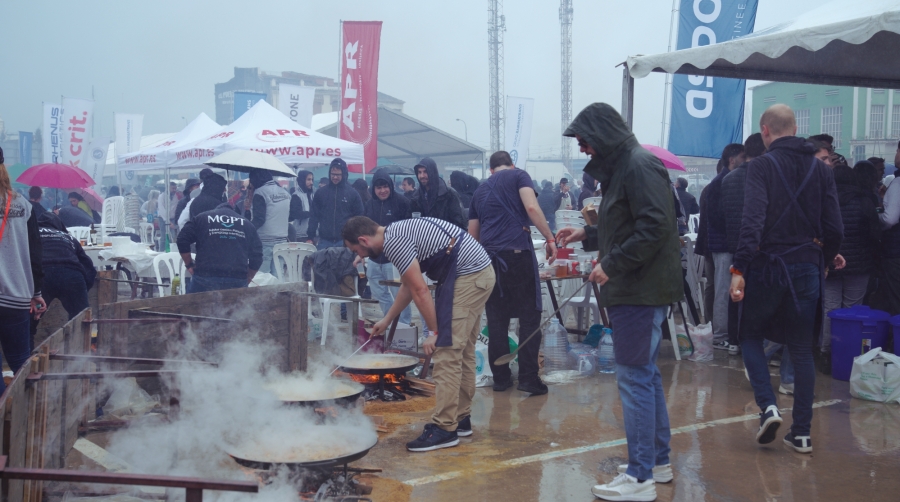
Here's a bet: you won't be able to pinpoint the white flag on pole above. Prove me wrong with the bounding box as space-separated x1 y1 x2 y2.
115 113 143 183
60 97 95 170
83 137 111 186
505 96 534 172
42 102 63 164
277 84 316 128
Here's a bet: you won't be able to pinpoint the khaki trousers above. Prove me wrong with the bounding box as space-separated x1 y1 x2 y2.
431 266 496 431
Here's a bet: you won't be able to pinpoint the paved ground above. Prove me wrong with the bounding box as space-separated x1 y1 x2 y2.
361 345 900 502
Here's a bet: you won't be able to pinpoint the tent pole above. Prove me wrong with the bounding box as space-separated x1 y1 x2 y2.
482 151 486 179
621 67 635 131
659 0 679 148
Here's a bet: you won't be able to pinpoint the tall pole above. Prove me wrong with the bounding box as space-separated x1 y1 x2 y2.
560 0 573 170
337 20 343 141
659 0 679 148
488 0 505 152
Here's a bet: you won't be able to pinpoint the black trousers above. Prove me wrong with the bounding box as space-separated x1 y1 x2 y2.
485 250 542 383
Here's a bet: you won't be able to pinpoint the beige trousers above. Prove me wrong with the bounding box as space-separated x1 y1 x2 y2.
431 265 496 431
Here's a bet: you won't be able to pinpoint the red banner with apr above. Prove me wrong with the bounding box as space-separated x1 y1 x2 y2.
340 21 382 174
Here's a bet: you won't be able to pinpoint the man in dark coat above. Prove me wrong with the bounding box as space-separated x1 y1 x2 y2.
189 169 228 219
822 164 881 358
720 133 766 356
674 178 698 215
706 143 745 351
410 157 467 229
537 181 563 232
364 167 412 324
173 178 200 231
307 158 364 249
730 104 844 455
557 103 681 501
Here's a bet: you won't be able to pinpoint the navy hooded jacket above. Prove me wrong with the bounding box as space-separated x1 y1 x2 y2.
365 168 411 263
307 158 364 241
37 212 96 289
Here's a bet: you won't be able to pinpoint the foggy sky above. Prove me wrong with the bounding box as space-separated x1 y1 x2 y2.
3 0 823 159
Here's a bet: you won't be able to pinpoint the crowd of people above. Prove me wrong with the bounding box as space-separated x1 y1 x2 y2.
5 98 897 501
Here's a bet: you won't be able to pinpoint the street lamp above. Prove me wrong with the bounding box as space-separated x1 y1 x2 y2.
455 118 468 142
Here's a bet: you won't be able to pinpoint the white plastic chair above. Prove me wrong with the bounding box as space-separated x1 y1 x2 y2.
312 269 361 346
68 226 91 242
152 252 188 296
139 222 157 245
272 242 316 283
102 196 125 232
688 214 700 234
565 282 603 332
583 196 602 207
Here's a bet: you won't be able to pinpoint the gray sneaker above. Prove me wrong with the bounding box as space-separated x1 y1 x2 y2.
778 383 794 395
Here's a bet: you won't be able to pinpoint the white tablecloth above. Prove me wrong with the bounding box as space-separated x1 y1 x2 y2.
97 244 161 277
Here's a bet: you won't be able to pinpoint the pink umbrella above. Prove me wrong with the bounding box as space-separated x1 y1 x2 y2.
74 187 103 212
16 163 95 189
641 144 686 172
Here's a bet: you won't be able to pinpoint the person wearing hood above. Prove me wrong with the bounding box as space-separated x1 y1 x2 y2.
556 103 682 501
410 158 467 229
173 178 201 231
729 105 844 457
68 192 94 221
307 158 364 249
246 168 304 274
290 170 315 242
449 171 478 211
352 178 371 204
537 181 563 232
189 169 228 220
577 172 599 211
31 212 96 337
363 168 413 325
178 203 263 293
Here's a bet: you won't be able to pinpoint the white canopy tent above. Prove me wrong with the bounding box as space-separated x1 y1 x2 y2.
621 0 900 128
104 134 174 178
116 113 220 173
165 100 364 169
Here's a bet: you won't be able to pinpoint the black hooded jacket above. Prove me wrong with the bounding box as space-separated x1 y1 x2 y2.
365 168 411 263
174 178 200 225
177 205 263 279
189 173 228 219
307 160 364 241
830 166 881 276
410 158 467 229
449 171 479 210
563 103 682 307
537 183 562 222
37 212 96 289
577 172 599 210
721 161 749 254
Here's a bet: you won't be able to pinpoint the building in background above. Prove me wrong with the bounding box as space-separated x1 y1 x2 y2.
214 67 404 125
751 82 900 164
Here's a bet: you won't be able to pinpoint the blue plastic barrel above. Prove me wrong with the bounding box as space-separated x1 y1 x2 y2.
827 305 890 381
889 315 900 355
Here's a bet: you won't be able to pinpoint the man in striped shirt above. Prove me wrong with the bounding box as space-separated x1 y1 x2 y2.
344 216 495 452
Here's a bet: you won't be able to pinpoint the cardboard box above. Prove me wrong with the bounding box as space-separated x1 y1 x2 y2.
581 203 598 226
389 322 419 351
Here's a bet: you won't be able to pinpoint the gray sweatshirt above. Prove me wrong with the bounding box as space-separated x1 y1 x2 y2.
0 194 43 309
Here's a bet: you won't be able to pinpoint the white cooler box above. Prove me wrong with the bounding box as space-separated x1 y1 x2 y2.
389 323 419 351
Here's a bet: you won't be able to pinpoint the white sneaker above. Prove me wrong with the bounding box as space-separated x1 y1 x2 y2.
616 463 673 483
591 473 657 501
778 383 794 395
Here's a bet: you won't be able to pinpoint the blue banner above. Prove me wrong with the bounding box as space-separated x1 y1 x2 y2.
667 0 758 158
233 92 267 122
18 131 33 167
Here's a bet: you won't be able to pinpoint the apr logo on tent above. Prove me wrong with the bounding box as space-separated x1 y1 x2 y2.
256 129 310 142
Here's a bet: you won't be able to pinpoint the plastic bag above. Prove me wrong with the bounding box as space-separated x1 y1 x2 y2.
101 378 159 419
850 348 900 404
687 323 713 362
674 322 694 358
475 342 493 387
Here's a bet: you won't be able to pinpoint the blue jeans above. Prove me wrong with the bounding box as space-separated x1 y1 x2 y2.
260 244 275 275
0 307 35 395
188 275 247 294
41 266 89 320
614 306 671 481
764 341 794 385
740 262 818 436
317 239 344 250
367 261 411 324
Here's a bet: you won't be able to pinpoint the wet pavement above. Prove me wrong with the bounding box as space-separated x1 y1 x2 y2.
362 344 900 501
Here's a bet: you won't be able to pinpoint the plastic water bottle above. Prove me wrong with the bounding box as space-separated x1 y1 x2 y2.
171 274 181 296
542 318 570 372
598 328 616 374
